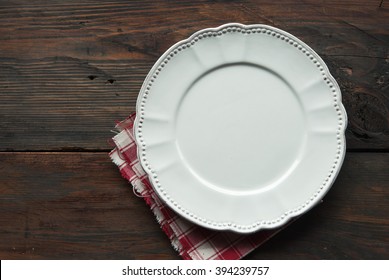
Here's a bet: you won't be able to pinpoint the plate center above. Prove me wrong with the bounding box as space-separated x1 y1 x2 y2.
175 63 306 194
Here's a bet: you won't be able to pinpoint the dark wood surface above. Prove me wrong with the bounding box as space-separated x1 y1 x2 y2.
0 0 388 259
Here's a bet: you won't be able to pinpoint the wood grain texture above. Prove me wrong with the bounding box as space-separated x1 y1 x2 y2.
0 152 178 259
0 0 388 261
0 152 388 259
0 0 388 150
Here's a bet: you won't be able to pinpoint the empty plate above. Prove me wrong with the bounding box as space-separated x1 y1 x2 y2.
134 23 347 233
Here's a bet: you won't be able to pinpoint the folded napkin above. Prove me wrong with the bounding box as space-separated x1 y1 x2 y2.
110 113 286 260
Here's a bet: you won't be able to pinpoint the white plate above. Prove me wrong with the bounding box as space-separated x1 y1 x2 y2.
134 23 347 233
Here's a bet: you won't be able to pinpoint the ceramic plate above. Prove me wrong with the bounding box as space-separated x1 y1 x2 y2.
134 23 347 233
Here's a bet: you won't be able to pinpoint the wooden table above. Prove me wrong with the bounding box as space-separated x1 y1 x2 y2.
1 0 388 260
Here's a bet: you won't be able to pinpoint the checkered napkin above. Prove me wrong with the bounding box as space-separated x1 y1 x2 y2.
109 113 285 260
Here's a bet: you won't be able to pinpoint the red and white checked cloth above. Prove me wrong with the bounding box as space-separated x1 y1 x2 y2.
109 113 286 260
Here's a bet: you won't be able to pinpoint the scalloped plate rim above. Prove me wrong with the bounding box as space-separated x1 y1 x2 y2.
134 23 347 233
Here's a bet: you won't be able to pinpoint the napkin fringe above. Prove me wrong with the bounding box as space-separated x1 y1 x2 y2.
133 183 184 256
110 149 185 257
110 153 124 167
134 177 185 257
109 113 287 260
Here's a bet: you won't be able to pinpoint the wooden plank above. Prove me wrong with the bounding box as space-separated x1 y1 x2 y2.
0 0 388 151
250 152 389 259
0 152 388 259
0 152 179 259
